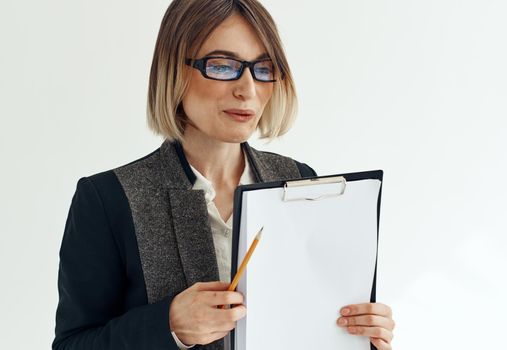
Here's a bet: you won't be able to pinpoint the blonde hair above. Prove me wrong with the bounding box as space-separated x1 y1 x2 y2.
147 0 298 141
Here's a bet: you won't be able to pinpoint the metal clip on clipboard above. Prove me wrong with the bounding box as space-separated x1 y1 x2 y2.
282 176 347 202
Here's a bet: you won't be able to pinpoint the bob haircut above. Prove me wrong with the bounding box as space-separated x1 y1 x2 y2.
147 0 298 142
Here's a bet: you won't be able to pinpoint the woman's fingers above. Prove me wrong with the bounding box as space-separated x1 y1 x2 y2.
347 325 393 343
370 337 392 350
340 302 392 318
210 331 229 339
337 314 395 330
192 281 230 291
202 290 244 307
209 304 247 325
170 281 246 346
337 302 395 344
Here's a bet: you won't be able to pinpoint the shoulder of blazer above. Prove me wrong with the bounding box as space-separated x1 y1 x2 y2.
294 159 318 177
85 146 161 195
261 150 317 177
80 147 162 245
85 146 162 200
245 146 318 179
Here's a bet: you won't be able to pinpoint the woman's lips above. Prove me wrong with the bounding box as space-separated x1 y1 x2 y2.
223 110 255 122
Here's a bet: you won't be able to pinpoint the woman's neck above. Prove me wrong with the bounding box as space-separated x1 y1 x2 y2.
180 127 245 186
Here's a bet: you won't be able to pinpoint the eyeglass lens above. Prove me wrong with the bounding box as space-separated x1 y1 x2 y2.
205 58 274 81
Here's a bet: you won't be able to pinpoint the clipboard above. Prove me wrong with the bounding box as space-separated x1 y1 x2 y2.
230 170 383 350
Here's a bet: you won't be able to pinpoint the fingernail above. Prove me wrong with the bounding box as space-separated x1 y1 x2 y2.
341 308 350 315
338 318 347 326
348 326 356 333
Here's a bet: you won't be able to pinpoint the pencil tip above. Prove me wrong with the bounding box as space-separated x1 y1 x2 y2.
256 226 263 240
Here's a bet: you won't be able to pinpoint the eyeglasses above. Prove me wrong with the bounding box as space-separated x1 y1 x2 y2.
185 56 277 82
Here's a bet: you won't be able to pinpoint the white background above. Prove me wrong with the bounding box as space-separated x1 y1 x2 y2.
1 0 506 349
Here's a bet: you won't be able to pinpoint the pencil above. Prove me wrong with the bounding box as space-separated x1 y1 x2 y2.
218 226 263 309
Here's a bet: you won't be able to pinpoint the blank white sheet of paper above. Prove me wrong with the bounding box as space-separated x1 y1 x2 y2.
234 178 381 350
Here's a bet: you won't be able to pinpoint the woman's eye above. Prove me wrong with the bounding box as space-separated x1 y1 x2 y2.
255 67 271 74
209 64 233 72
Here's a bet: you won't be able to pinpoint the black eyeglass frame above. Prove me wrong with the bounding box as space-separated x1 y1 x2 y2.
184 56 278 82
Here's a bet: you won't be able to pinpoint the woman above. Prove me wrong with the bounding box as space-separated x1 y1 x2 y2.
52 1 395 349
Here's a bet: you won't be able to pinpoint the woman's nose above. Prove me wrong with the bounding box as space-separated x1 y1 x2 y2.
232 67 257 99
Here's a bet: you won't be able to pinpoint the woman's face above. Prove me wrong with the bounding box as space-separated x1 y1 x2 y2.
181 14 274 144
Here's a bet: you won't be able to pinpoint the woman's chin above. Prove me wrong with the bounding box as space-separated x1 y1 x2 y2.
221 134 251 144
217 129 255 144
184 123 255 144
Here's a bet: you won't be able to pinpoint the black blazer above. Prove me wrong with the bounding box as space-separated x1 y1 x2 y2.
52 139 316 350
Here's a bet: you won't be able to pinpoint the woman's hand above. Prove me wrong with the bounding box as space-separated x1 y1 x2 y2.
336 302 395 350
169 281 246 346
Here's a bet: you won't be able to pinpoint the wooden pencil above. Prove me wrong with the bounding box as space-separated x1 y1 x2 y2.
218 226 263 309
